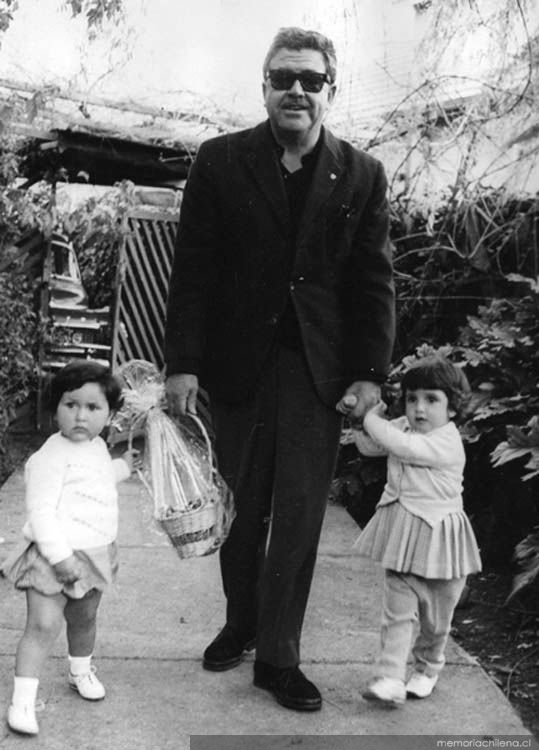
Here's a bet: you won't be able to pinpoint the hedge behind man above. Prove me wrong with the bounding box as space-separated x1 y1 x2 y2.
164 27 395 712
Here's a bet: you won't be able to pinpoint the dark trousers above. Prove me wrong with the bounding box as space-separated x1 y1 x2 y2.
212 346 342 668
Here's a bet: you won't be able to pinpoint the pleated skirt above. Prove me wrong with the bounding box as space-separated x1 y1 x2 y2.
2 541 119 599
355 501 482 579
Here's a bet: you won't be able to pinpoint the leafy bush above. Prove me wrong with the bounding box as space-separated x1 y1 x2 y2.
507 527 539 601
0 146 53 451
390 189 539 358
59 180 135 309
0 269 38 440
464 283 539 596
0 171 133 452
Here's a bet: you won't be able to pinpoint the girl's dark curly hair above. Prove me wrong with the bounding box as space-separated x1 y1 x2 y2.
49 360 123 412
401 356 471 417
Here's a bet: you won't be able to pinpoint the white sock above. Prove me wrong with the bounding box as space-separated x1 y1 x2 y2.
12 676 39 707
68 654 92 676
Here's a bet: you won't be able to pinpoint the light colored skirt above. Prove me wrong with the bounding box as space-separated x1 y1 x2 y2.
2 541 118 599
355 501 482 579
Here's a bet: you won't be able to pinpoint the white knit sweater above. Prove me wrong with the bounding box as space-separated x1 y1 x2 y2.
356 414 465 527
22 432 130 565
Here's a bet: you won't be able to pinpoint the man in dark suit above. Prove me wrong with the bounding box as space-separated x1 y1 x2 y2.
164 26 395 712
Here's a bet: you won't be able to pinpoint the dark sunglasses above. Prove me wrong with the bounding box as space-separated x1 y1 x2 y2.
265 69 332 93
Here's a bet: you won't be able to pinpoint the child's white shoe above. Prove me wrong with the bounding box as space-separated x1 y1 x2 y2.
363 677 406 706
7 703 39 735
405 671 438 698
68 666 105 700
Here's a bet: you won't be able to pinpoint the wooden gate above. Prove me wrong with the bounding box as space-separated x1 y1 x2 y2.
111 201 213 431
112 207 178 370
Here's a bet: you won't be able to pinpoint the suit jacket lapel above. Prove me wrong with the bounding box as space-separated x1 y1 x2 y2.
296 127 344 249
244 122 290 236
242 123 344 243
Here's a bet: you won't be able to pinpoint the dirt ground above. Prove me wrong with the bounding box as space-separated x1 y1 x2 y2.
452 571 539 739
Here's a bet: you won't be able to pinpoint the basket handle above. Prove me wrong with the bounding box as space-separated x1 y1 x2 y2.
186 412 216 482
126 411 146 453
126 409 216 486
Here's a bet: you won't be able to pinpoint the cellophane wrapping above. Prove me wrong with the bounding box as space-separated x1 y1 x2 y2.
112 360 235 558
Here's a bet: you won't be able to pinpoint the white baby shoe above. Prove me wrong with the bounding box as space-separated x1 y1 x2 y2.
7 703 39 735
68 666 106 700
405 671 438 698
363 676 406 706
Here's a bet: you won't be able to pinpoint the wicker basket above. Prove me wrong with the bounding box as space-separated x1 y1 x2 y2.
129 409 233 560
118 360 234 560
156 502 219 559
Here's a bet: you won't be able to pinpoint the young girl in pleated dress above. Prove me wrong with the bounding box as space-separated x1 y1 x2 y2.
2 361 133 735
351 356 481 706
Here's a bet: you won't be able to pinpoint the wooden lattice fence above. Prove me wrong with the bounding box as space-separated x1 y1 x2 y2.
111 203 213 431
112 207 178 370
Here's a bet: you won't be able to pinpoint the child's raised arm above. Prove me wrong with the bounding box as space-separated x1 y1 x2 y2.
363 410 460 467
351 428 387 457
349 401 388 457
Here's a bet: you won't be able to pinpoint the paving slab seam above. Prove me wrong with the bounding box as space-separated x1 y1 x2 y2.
0 652 480 668
319 554 362 560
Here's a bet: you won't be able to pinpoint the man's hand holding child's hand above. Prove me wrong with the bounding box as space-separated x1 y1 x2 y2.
336 381 381 424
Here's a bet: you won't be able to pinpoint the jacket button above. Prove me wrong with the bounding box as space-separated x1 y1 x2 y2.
268 314 278 325
289 281 295 291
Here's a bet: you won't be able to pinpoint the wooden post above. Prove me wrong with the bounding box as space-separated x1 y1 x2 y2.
110 219 129 370
35 181 57 433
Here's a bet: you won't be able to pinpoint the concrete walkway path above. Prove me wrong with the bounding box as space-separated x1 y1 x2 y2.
0 468 535 749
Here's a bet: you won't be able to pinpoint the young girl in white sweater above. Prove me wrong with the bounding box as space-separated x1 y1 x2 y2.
3 361 133 735
343 356 481 706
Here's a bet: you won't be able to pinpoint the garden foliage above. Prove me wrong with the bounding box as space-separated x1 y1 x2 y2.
0 129 51 448
0 270 37 441
336 190 539 596
58 180 134 308
0 107 133 452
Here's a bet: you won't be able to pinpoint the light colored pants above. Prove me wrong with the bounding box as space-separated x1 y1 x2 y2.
377 569 466 681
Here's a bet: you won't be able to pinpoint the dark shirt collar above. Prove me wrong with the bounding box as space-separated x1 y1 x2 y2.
266 120 324 168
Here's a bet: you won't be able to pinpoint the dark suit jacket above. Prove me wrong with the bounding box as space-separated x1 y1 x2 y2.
165 121 395 407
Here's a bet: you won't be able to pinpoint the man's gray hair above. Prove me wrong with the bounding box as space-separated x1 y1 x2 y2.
262 27 337 83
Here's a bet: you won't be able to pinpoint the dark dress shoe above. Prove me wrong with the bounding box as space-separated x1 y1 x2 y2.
203 625 256 671
253 660 322 711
